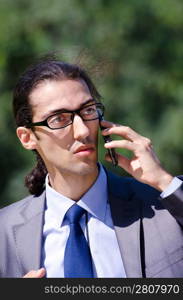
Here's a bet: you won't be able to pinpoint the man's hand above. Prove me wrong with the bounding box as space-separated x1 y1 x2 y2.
23 267 46 278
101 120 173 191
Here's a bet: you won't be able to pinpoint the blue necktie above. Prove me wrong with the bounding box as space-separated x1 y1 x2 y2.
64 204 94 278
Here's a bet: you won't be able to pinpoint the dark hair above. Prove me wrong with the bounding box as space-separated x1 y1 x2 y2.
13 59 101 196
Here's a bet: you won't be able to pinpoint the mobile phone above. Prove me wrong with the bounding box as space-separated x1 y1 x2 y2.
99 116 118 167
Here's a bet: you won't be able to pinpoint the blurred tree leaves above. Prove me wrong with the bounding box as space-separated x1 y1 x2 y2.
0 0 182 206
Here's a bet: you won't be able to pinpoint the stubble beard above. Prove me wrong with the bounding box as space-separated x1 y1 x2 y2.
59 154 99 177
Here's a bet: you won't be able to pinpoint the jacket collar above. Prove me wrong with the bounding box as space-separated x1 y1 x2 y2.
13 192 46 275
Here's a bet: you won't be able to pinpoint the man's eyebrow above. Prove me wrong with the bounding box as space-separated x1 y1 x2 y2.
42 98 96 119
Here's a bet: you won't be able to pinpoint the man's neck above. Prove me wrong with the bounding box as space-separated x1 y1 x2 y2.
48 167 99 201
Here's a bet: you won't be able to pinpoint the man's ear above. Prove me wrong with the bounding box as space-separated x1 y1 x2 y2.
16 127 37 150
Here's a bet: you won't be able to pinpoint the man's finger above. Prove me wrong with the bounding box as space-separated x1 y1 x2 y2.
104 139 135 151
23 268 46 278
105 152 132 173
101 121 142 142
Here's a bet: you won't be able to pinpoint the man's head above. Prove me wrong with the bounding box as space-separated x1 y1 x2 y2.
13 60 103 195
13 60 101 127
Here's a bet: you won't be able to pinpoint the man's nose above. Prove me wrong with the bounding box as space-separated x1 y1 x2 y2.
72 114 90 140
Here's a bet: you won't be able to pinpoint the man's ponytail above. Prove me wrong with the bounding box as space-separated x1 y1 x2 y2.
25 152 47 196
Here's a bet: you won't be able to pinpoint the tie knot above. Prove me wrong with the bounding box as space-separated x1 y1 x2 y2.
65 204 86 224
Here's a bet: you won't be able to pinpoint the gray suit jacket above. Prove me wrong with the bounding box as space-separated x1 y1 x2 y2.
0 170 183 278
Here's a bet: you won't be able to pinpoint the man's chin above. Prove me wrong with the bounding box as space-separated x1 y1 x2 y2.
69 159 98 175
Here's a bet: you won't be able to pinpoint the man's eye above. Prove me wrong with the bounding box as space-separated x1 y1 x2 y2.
51 117 61 123
50 116 62 124
83 106 96 115
49 113 69 124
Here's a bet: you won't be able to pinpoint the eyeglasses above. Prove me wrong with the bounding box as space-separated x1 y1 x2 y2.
26 102 105 130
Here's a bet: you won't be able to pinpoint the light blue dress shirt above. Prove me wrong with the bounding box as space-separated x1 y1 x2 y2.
42 164 126 277
160 177 182 198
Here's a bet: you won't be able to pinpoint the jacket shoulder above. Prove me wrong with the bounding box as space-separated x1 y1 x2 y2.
0 194 34 212
0 192 45 221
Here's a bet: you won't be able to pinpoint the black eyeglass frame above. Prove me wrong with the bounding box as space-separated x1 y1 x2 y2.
26 102 105 130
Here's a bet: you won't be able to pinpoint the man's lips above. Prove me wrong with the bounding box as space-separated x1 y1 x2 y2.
74 145 95 154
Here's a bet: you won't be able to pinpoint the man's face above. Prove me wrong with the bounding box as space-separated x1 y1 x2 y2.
28 79 99 177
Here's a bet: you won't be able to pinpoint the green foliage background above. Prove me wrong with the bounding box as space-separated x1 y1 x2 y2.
0 0 182 207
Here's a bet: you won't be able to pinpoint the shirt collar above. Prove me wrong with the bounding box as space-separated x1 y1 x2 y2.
45 163 108 227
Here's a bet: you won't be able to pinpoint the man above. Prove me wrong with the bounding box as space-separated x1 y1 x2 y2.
0 59 183 278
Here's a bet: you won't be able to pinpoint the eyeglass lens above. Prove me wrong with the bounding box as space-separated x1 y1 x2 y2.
47 103 104 129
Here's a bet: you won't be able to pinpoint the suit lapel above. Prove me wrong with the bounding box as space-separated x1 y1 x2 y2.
106 170 142 277
13 192 45 275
